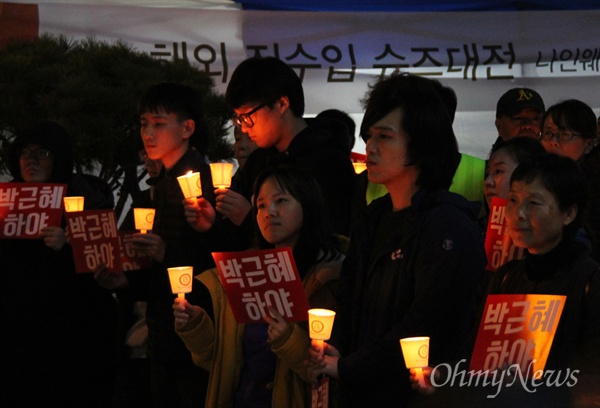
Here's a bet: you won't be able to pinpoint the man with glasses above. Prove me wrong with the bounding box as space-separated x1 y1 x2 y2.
494 87 545 141
211 56 356 237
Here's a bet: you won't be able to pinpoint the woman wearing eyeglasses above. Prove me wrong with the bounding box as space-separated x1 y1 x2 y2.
540 99 596 163
0 120 118 407
539 99 600 261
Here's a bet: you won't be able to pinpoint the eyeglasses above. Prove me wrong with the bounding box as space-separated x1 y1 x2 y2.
540 130 582 143
230 103 267 128
19 147 53 160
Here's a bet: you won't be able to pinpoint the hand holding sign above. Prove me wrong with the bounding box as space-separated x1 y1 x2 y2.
212 248 309 324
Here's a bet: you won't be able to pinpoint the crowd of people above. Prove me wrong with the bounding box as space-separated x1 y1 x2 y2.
1 56 599 408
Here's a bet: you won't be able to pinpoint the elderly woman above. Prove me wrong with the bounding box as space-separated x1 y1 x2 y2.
306 72 486 407
485 153 600 407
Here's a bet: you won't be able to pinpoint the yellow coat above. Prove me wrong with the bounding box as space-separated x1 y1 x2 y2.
176 252 344 408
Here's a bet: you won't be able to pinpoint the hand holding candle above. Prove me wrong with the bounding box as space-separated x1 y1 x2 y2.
209 162 234 189
133 208 155 234
167 266 193 300
400 336 430 388
63 196 84 212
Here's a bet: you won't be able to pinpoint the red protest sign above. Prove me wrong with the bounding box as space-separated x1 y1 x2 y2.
484 197 525 271
312 376 330 408
470 294 566 378
118 230 153 271
0 182 66 239
66 209 122 273
212 247 310 324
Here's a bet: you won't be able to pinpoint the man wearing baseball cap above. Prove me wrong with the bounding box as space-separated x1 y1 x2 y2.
495 87 545 141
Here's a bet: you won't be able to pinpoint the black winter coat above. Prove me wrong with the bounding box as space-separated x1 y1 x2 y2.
481 241 600 407
333 189 486 407
235 117 356 236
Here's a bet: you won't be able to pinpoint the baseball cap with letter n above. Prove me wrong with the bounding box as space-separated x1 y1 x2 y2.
496 88 545 117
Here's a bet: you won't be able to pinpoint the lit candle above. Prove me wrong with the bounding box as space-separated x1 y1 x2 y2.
209 162 234 189
133 208 155 234
167 266 193 300
399 336 430 388
177 171 202 201
63 196 85 212
308 308 336 356
352 162 367 174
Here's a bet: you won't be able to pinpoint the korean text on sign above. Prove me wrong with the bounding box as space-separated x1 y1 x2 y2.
484 197 525 271
213 248 310 324
0 183 66 239
66 209 123 273
470 294 566 377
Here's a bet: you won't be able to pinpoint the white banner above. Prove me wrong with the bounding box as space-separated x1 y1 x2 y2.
5 2 600 157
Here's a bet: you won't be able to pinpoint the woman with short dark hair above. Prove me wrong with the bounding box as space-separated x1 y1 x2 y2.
484 153 600 407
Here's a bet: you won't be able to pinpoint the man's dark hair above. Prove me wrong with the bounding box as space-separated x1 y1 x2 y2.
8 120 74 183
316 108 356 152
490 136 546 164
360 72 460 190
138 82 205 150
225 57 305 117
431 79 457 124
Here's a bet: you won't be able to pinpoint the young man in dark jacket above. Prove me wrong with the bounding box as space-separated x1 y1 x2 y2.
95 83 242 408
207 57 356 238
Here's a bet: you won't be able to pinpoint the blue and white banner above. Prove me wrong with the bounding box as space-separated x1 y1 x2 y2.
2 2 599 157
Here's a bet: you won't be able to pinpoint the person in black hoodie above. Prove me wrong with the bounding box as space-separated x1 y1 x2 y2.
0 120 119 407
195 56 356 241
305 72 486 407
95 83 245 408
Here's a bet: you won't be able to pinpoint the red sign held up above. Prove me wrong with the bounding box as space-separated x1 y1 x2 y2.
0 182 66 239
66 209 122 273
470 294 566 378
212 247 310 324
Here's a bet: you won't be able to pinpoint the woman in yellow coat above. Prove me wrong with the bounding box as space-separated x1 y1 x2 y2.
174 166 346 408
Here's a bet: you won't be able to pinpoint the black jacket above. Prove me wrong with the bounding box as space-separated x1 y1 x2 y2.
479 241 600 407
235 117 356 236
333 189 486 407
0 173 118 407
123 148 244 365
